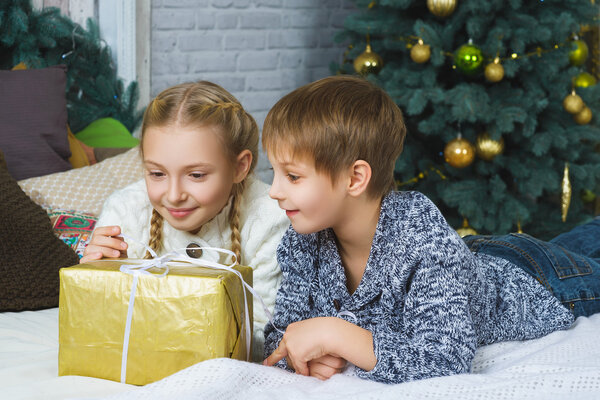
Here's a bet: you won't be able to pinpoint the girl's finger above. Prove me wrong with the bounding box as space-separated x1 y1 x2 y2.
92 225 121 237
83 244 123 259
89 235 128 253
80 252 103 264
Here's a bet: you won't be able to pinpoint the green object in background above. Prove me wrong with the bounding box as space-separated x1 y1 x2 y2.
75 118 139 148
454 43 484 76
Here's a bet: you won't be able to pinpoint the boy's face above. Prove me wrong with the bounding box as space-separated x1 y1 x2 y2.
268 148 347 234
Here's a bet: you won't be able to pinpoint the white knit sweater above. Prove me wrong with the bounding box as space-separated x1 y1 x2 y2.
96 174 289 361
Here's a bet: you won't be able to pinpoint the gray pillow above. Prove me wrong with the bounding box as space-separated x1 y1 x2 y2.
0 65 72 180
0 149 79 311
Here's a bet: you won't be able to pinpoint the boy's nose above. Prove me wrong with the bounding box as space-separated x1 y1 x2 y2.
269 179 283 200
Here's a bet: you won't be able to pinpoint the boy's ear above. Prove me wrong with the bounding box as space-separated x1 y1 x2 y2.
233 150 253 183
346 160 372 197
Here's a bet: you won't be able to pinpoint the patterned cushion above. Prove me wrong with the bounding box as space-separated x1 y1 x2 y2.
48 210 98 258
18 147 144 216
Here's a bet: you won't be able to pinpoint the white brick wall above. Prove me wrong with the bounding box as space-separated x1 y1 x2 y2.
151 0 355 180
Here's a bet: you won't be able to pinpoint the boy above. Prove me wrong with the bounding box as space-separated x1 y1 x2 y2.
262 76 596 384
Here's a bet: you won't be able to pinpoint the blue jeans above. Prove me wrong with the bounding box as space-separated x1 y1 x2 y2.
463 217 600 318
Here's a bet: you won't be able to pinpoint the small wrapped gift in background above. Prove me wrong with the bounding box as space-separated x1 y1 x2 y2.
58 253 252 386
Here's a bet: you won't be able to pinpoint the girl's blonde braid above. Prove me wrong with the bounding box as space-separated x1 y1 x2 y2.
145 208 164 259
228 181 245 264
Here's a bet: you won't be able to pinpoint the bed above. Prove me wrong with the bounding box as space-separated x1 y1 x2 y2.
2 307 599 400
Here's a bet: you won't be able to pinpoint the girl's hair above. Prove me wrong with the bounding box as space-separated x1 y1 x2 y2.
140 81 259 263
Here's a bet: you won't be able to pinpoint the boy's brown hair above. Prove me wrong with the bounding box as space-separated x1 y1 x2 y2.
262 75 406 199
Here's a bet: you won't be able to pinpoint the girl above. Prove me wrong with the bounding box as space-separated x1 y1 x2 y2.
82 81 289 361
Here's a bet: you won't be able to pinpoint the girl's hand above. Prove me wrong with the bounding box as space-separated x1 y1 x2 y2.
263 317 338 376
308 355 347 380
80 226 128 263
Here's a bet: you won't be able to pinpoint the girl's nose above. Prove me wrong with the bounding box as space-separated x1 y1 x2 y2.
167 179 186 203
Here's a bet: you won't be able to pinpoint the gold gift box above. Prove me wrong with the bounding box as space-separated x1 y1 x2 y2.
58 260 252 385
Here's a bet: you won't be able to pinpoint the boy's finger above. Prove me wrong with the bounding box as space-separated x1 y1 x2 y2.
294 361 309 376
314 354 346 369
263 344 288 366
308 361 342 379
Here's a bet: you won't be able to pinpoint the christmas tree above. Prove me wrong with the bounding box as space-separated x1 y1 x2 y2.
336 0 600 239
0 0 143 133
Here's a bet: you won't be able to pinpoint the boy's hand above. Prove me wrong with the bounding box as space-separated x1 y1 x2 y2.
80 226 128 263
308 355 347 380
263 317 338 376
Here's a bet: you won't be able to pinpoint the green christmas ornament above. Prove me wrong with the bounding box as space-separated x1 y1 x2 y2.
569 39 589 67
581 189 597 203
454 42 484 76
574 72 597 88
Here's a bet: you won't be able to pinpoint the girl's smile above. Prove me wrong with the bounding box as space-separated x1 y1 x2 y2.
167 207 198 218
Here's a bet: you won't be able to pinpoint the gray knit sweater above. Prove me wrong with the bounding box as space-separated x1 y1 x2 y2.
264 191 574 384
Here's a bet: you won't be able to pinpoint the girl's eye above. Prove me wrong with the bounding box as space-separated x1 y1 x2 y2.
148 171 165 178
287 173 300 182
190 173 206 179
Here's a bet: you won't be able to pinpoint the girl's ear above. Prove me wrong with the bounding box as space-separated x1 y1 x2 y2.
233 149 253 183
347 160 372 197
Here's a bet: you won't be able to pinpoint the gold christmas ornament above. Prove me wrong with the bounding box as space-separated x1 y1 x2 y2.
475 132 504 161
562 91 584 114
516 220 523 234
353 36 383 76
444 136 475 168
456 218 477 237
427 0 457 18
574 106 593 125
484 57 504 83
561 163 571 222
574 72 597 88
569 39 589 67
410 39 431 64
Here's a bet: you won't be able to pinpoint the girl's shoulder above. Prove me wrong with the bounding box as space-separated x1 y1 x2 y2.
106 178 149 202
97 179 152 228
239 175 287 224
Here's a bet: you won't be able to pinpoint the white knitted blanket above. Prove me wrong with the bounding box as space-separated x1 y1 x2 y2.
90 314 600 400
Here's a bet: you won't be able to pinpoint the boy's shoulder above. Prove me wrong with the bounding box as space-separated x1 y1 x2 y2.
381 190 441 224
379 190 454 246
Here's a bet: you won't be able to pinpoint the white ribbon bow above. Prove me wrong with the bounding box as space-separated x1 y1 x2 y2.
113 234 283 383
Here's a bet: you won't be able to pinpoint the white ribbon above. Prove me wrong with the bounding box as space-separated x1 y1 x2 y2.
111 234 282 383
337 310 358 324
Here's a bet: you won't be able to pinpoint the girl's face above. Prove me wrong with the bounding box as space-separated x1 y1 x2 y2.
142 124 240 234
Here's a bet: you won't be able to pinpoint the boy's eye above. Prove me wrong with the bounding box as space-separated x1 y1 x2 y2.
287 173 300 182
